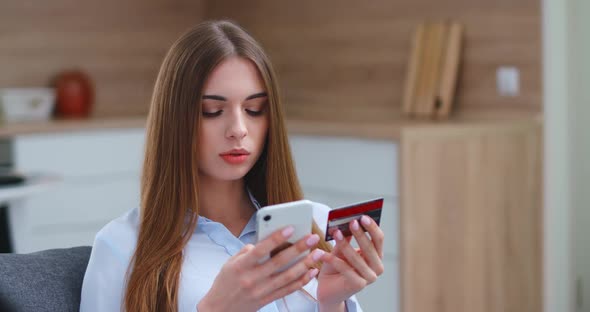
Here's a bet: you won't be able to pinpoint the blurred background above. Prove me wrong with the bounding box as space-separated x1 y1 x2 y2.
0 0 585 311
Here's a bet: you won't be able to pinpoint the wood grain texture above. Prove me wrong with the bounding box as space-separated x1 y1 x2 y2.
437 23 463 119
206 0 541 122
0 0 205 117
400 120 542 312
414 23 436 117
416 22 446 117
402 23 425 116
0 116 146 138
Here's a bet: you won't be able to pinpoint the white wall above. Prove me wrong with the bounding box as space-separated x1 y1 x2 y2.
543 0 590 311
542 0 573 311
570 0 590 310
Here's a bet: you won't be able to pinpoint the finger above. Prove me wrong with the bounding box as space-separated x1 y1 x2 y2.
330 229 352 257
350 220 384 276
360 215 385 258
259 248 325 296
259 267 320 307
236 244 255 256
320 252 365 287
232 244 256 266
334 231 378 284
243 226 295 266
257 234 320 277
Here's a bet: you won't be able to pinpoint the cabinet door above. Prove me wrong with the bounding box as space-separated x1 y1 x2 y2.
9 129 145 253
14 129 145 178
290 135 400 312
400 122 542 312
289 136 398 197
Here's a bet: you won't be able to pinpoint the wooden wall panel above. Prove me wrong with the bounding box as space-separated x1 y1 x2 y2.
400 121 543 312
206 1 541 122
0 0 205 117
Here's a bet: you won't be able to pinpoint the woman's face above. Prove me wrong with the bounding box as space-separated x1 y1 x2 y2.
198 56 269 182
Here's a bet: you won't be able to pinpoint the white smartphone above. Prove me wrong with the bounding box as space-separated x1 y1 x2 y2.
256 199 313 271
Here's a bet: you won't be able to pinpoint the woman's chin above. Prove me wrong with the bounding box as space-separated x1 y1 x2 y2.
216 167 252 181
199 161 256 182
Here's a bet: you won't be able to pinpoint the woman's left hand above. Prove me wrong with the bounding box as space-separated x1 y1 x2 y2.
316 215 384 312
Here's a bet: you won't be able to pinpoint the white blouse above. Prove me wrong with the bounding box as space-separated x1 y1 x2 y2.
80 193 362 312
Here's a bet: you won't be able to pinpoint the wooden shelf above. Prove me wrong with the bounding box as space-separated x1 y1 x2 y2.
0 114 542 142
0 116 147 138
287 114 542 141
286 119 405 141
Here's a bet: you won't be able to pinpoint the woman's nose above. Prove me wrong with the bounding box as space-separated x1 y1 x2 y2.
226 111 248 140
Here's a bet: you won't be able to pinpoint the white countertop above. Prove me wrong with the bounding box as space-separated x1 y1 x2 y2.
0 174 61 203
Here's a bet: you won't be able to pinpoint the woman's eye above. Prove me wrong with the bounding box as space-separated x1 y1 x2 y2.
246 109 264 116
202 110 222 118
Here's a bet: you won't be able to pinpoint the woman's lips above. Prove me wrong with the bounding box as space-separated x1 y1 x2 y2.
220 154 249 164
220 148 250 165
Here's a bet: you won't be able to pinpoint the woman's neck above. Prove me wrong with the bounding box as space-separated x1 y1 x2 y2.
198 176 256 236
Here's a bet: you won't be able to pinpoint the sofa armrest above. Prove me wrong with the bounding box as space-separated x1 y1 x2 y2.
0 246 91 312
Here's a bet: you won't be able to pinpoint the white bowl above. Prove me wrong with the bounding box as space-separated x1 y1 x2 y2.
0 88 55 123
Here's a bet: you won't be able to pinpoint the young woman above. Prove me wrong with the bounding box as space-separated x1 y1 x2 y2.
80 20 384 312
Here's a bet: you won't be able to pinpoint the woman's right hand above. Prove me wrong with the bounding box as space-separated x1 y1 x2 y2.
197 226 324 312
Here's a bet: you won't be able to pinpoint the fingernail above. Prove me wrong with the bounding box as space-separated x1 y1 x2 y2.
335 230 344 241
361 215 371 226
306 234 320 247
309 268 319 278
282 226 294 237
312 249 325 261
351 220 360 231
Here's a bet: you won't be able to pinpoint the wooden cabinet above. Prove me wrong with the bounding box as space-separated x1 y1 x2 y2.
289 118 542 312
400 120 542 312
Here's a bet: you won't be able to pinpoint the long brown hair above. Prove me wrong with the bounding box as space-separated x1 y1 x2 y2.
124 20 332 312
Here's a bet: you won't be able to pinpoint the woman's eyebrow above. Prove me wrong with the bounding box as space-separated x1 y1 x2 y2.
245 92 268 100
202 95 226 101
202 92 267 102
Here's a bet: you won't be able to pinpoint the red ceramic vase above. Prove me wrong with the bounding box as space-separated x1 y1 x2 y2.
55 71 94 118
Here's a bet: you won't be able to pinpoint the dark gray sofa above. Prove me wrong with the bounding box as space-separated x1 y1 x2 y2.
0 246 92 312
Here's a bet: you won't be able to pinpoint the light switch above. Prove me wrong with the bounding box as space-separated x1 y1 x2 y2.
496 66 520 97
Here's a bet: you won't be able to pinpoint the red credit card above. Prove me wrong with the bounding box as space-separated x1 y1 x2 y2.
325 198 384 241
